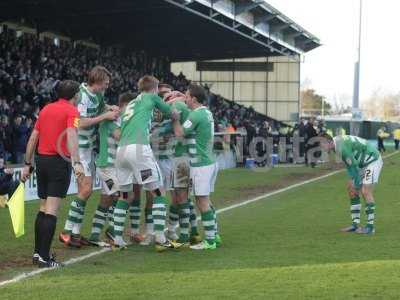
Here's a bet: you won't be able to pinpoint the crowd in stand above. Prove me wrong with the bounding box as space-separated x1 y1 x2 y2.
1 28 283 164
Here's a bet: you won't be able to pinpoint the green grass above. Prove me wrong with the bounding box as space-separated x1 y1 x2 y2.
0 153 399 299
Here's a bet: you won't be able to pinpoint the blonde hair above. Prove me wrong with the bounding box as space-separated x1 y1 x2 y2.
138 75 159 92
88 66 111 85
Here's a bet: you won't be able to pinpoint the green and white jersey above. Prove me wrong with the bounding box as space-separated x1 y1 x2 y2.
151 101 191 160
96 119 120 168
151 120 175 160
119 92 171 146
334 135 381 187
173 101 190 158
182 106 215 167
77 83 105 149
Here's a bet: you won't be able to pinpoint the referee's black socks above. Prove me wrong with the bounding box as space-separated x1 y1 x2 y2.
38 214 57 261
34 211 46 255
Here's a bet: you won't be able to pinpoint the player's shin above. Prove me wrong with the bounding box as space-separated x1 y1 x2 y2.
366 202 375 229
129 200 141 235
167 203 179 232
178 201 190 243
64 197 86 235
188 198 199 236
113 195 130 245
350 196 361 227
89 205 108 241
152 196 167 244
201 209 216 244
144 207 154 235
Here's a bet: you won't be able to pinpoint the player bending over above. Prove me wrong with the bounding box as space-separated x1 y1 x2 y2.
321 134 383 235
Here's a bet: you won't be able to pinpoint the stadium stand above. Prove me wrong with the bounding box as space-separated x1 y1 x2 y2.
0 0 321 165
0 28 290 164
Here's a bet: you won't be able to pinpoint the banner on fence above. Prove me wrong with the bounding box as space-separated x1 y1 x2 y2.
11 167 101 202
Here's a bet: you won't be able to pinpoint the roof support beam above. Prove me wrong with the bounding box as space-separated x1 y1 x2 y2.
254 13 277 25
286 31 303 40
270 23 292 33
234 1 263 16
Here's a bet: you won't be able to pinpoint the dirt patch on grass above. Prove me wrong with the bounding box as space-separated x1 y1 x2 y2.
0 244 94 279
217 166 336 206
0 257 32 270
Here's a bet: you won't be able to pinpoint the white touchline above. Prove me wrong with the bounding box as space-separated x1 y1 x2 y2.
0 151 398 287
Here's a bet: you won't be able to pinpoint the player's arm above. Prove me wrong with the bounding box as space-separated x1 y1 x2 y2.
79 111 119 128
66 111 84 179
66 116 80 165
105 104 120 112
154 95 172 117
78 97 118 128
21 124 39 181
342 149 361 190
174 114 197 138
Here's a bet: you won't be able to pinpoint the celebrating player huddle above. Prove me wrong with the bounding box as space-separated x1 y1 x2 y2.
58 67 220 254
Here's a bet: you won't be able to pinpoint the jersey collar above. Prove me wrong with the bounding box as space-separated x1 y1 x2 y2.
81 83 96 97
193 105 206 111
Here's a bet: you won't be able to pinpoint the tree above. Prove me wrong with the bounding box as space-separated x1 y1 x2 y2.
362 90 400 121
301 89 331 115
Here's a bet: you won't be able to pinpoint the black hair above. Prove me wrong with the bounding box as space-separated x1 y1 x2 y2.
187 84 207 104
57 80 80 100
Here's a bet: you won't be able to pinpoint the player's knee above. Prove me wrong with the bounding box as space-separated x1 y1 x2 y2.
196 197 210 213
361 186 372 200
79 185 92 199
347 188 359 198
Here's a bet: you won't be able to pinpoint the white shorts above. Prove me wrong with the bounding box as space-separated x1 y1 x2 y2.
116 144 163 192
361 157 383 185
97 167 119 196
173 156 190 189
158 159 173 191
190 163 218 196
79 148 96 177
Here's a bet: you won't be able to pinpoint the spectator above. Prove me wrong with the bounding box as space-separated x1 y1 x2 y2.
377 126 388 153
12 115 30 163
393 127 400 151
305 118 318 167
0 156 19 198
0 115 13 161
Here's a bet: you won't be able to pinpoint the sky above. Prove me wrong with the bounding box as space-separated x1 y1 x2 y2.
267 0 399 106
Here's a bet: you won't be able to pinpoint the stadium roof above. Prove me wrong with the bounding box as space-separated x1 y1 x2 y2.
0 0 321 61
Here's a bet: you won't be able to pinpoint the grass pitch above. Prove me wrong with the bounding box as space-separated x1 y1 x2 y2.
0 153 399 299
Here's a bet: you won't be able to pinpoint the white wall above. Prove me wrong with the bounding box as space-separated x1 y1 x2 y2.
171 56 300 122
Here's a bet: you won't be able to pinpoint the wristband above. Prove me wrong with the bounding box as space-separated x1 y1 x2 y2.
24 161 31 166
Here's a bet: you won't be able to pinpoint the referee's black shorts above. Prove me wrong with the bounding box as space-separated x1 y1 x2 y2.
35 154 72 199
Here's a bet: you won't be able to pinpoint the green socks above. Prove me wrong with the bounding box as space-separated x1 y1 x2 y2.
113 200 129 239
145 207 154 235
64 198 87 235
178 202 190 242
188 198 198 236
152 196 167 237
89 205 108 240
366 203 375 229
350 196 361 227
201 209 216 244
168 203 179 231
129 201 141 235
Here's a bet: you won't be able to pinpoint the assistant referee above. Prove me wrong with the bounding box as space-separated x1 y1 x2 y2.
22 80 84 268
